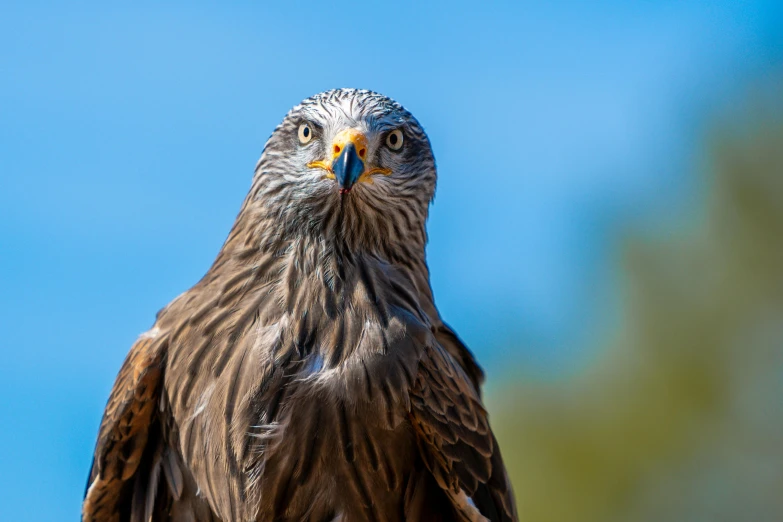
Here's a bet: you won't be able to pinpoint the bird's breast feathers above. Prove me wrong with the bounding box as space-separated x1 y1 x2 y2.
159 306 450 520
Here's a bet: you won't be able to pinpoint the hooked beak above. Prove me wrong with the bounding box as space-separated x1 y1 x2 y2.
307 128 391 194
332 141 364 192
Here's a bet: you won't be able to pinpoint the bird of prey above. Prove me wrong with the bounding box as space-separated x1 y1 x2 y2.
83 88 517 522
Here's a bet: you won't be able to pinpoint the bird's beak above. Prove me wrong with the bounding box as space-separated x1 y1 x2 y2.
307 128 391 194
330 129 367 192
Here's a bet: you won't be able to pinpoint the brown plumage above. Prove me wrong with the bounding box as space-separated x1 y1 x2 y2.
83 89 517 522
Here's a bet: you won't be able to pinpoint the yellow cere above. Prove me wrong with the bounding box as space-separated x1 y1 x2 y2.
331 128 368 160
307 129 392 184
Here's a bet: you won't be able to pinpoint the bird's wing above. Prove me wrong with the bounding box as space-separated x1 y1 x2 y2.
83 329 179 522
409 340 517 522
433 322 485 392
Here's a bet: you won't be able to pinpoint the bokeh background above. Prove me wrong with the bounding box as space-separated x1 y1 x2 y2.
2 2 782 520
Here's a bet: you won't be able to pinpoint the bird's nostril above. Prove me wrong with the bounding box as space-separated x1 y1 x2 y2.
334 145 341 154
359 148 366 157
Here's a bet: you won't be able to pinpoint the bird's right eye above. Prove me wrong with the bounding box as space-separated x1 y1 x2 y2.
298 123 313 144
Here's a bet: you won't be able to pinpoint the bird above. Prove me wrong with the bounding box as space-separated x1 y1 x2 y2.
83 88 518 522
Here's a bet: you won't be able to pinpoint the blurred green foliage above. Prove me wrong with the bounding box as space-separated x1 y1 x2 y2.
488 95 783 521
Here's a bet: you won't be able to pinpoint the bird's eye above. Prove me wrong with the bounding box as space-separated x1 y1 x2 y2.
386 129 404 151
298 123 313 144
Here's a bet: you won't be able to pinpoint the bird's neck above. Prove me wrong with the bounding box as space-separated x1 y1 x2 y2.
212 206 439 324
279 233 435 318
188 223 440 368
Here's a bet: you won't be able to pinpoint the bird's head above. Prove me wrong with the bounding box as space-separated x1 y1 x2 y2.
247 89 436 255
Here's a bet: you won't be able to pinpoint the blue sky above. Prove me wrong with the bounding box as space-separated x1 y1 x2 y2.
1 2 781 519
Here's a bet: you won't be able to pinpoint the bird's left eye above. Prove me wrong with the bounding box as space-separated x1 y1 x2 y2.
298 123 313 144
386 129 404 151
